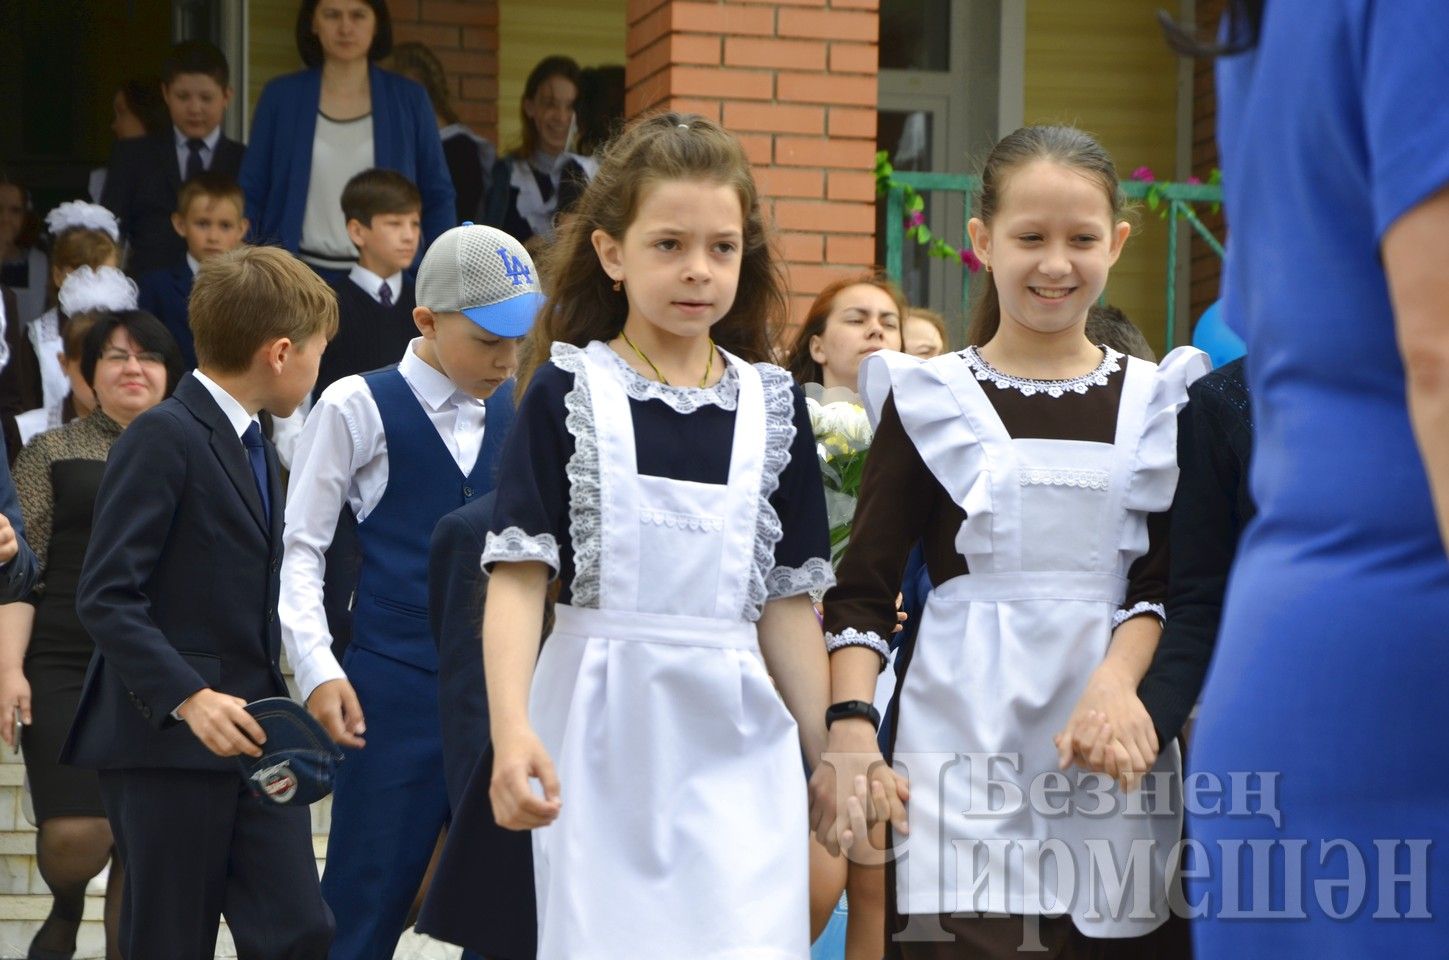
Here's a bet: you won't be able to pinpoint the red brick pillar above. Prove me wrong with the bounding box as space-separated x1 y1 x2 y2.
625 0 880 326
390 0 501 144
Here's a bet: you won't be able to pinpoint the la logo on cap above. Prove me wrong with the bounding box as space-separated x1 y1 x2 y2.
498 247 532 287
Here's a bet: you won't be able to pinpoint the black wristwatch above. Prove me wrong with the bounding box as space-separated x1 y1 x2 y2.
825 700 881 731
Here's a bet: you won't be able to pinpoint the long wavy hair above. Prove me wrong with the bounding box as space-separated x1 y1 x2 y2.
514 56 581 159
518 112 786 394
966 125 1125 347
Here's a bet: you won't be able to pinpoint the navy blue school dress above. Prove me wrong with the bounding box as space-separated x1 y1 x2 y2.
1191 2 1449 955
471 342 833 959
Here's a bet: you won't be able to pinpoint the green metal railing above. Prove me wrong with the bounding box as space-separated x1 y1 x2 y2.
882 173 1224 346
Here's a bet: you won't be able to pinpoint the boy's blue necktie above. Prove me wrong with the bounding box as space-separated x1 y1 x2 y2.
241 422 271 524
185 138 206 181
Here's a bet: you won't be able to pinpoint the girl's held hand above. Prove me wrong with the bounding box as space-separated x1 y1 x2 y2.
490 726 562 831
0 669 30 748
1056 663 1159 789
1053 713 1143 791
811 720 909 858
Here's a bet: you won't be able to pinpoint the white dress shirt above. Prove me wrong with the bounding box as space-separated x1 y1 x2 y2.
191 369 258 439
280 339 487 700
174 370 258 719
174 125 222 180
348 264 402 304
186 253 201 276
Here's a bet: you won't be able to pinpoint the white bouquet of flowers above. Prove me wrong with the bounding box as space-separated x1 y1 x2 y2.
806 394 874 566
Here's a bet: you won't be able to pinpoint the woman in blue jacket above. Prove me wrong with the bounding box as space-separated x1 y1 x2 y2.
240 0 455 277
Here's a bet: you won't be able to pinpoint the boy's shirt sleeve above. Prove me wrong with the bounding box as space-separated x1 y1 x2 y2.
75 409 206 727
280 380 384 701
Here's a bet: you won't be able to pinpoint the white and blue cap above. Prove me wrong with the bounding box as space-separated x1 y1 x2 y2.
415 222 543 337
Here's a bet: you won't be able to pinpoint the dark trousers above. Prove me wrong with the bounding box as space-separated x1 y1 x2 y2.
322 645 453 960
98 767 333 959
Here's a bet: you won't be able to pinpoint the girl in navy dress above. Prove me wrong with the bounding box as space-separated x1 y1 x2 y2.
480 113 835 960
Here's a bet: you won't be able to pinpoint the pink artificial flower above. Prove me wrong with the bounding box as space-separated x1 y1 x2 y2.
907 211 926 228
1131 166 1155 183
960 248 983 273
1187 175 1203 185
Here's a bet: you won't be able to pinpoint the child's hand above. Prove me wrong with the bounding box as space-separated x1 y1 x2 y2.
812 720 909 858
307 678 367 749
893 593 907 635
1056 664 1159 786
177 688 266 758
491 727 561 830
1053 713 1144 789
0 513 17 565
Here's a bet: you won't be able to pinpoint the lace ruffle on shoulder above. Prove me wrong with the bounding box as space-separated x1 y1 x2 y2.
481 526 561 573
743 361 797 620
765 556 836 601
552 343 604 607
962 345 1122 398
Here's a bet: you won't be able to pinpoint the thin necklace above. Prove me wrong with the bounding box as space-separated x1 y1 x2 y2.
620 330 715 387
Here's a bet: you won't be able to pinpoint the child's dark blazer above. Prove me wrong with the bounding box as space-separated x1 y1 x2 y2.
102 133 246 277
62 372 287 771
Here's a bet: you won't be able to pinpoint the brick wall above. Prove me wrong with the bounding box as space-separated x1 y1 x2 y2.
1189 0 1226 324
390 0 501 144
624 0 880 326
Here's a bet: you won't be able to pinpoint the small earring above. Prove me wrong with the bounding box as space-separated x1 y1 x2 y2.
612 279 623 292
984 262 992 273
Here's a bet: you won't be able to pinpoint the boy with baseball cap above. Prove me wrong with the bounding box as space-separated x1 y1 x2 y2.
280 223 539 960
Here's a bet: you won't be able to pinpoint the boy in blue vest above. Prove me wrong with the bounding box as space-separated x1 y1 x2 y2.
280 223 538 960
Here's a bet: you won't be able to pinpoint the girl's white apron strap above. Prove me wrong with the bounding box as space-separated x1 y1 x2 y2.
713 353 766 620
582 341 642 611
1107 355 1156 547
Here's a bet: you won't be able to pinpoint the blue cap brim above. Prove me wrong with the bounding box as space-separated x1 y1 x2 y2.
461 291 545 337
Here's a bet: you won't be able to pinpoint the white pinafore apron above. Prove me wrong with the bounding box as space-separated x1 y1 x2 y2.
529 342 809 960
863 349 1194 939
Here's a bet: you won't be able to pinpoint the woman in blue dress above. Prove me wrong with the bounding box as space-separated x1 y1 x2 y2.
1182 1 1449 954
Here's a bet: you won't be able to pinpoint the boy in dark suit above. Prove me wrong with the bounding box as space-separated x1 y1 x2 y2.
316 168 422 397
137 172 249 368
65 245 338 958
281 223 536 960
102 40 245 277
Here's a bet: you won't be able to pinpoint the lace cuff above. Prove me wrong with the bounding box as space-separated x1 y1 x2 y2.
765 557 836 601
825 628 890 670
481 527 561 576
1112 600 1165 628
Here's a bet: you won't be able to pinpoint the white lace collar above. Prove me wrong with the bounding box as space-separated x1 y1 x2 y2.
962 345 1122 398
597 342 741 413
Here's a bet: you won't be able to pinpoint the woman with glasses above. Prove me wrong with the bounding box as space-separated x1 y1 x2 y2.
0 307 182 960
